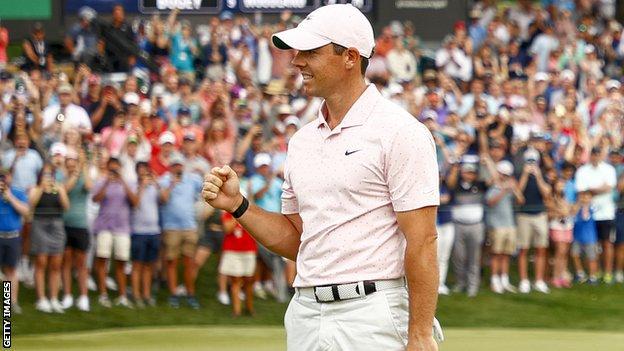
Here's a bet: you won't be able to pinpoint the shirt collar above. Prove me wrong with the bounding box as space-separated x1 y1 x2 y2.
315 85 381 132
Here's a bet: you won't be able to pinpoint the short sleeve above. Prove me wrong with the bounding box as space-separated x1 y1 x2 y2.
92 179 106 196
280 158 299 215
385 122 440 212
485 187 500 202
250 176 264 195
158 174 171 189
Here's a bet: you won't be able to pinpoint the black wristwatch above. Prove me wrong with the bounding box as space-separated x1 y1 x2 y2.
230 196 249 219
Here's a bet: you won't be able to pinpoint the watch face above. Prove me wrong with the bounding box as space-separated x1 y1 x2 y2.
56 113 65 122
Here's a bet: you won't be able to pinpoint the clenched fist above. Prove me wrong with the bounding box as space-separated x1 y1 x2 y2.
202 166 243 213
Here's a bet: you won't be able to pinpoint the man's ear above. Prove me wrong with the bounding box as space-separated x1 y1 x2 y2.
345 48 360 70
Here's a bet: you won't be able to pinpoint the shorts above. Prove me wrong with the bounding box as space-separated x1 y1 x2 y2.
595 220 616 243
131 233 160 263
163 230 198 260
219 251 256 277
616 211 624 244
488 227 516 255
0 236 21 268
516 213 549 249
549 229 573 244
30 217 66 255
571 242 599 260
198 230 224 253
96 231 131 261
65 227 90 251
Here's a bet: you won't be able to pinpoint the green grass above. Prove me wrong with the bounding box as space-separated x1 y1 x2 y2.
10 255 624 336
12 326 624 351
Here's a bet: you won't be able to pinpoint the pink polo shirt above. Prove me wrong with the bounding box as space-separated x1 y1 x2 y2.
282 85 439 287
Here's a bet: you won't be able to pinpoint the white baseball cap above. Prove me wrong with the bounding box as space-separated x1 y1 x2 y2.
50 142 67 157
284 115 301 129
496 160 514 176
606 79 621 91
534 72 549 82
272 4 375 59
253 153 272 168
123 92 140 106
158 131 176 145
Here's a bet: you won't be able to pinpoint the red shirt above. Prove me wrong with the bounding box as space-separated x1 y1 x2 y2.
221 212 257 253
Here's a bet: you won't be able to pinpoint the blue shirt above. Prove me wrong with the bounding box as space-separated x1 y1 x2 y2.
170 33 196 73
1 149 43 191
564 179 577 204
250 175 283 213
574 207 598 244
158 172 203 230
0 187 27 232
132 184 160 234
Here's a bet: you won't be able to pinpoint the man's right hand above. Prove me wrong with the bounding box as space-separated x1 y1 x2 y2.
203 166 242 213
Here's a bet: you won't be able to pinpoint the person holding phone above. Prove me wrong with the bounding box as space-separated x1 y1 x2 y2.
29 163 70 313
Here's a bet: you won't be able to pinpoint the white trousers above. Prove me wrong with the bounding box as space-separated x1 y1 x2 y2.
285 286 409 351
436 222 455 287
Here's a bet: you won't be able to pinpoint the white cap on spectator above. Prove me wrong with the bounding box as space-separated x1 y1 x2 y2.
139 99 152 115
277 104 292 115
152 83 166 97
272 4 375 59
496 160 514 176
123 92 140 105
158 131 176 145
169 153 185 166
534 72 549 82
50 142 67 157
66 148 79 160
584 44 596 54
253 153 272 168
58 83 73 94
606 79 621 91
285 115 301 129
561 69 575 82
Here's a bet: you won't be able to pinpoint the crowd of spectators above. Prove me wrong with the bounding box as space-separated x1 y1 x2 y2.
1 0 624 315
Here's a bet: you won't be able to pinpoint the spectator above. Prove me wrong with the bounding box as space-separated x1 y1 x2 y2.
130 161 160 308
22 23 53 72
158 154 203 309
92 157 138 308
170 20 199 82
547 178 574 288
486 160 524 294
60 149 93 311
101 4 136 72
0 169 30 313
436 175 454 295
447 159 486 297
386 39 417 83
219 211 257 317
516 147 552 294
572 190 600 283
42 83 92 147
29 163 70 313
575 147 617 283
65 6 98 66
0 19 8 70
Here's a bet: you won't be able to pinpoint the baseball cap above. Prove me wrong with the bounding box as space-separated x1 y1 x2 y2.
277 104 292 115
183 132 196 142
523 148 541 162
78 6 96 22
58 83 73 94
584 44 596 54
534 72 549 82
420 109 438 121
50 142 67 157
158 131 176 145
87 74 101 86
423 69 437 81
220 11 234 21
253 153 272 168
606 79 621 91
169 154 185 166
461 162 478 173
65 148 79 160
284 115 301 128
178 106 191 115
127 135 139 144
272 4 375 59
123 92 140 105
496 160 514 176
561 69 576 82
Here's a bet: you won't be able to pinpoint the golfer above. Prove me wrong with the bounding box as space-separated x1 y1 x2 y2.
203 4 441 350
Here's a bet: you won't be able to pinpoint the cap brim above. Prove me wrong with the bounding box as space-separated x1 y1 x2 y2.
272 28 331 51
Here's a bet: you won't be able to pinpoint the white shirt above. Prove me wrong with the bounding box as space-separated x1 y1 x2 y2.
281 85 440 287
386 49 417 82
435 48 472 82
42 103 91 131
576 162 617 221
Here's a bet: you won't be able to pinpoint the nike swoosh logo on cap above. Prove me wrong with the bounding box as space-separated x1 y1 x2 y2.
345 149 362 156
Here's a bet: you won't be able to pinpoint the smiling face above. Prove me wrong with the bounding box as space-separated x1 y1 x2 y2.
291 44 348 98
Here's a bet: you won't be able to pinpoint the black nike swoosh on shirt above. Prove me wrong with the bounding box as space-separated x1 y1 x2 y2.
345 150 362 156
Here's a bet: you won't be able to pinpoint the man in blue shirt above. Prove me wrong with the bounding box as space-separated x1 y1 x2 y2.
0 170 30 314
159 154 203 309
